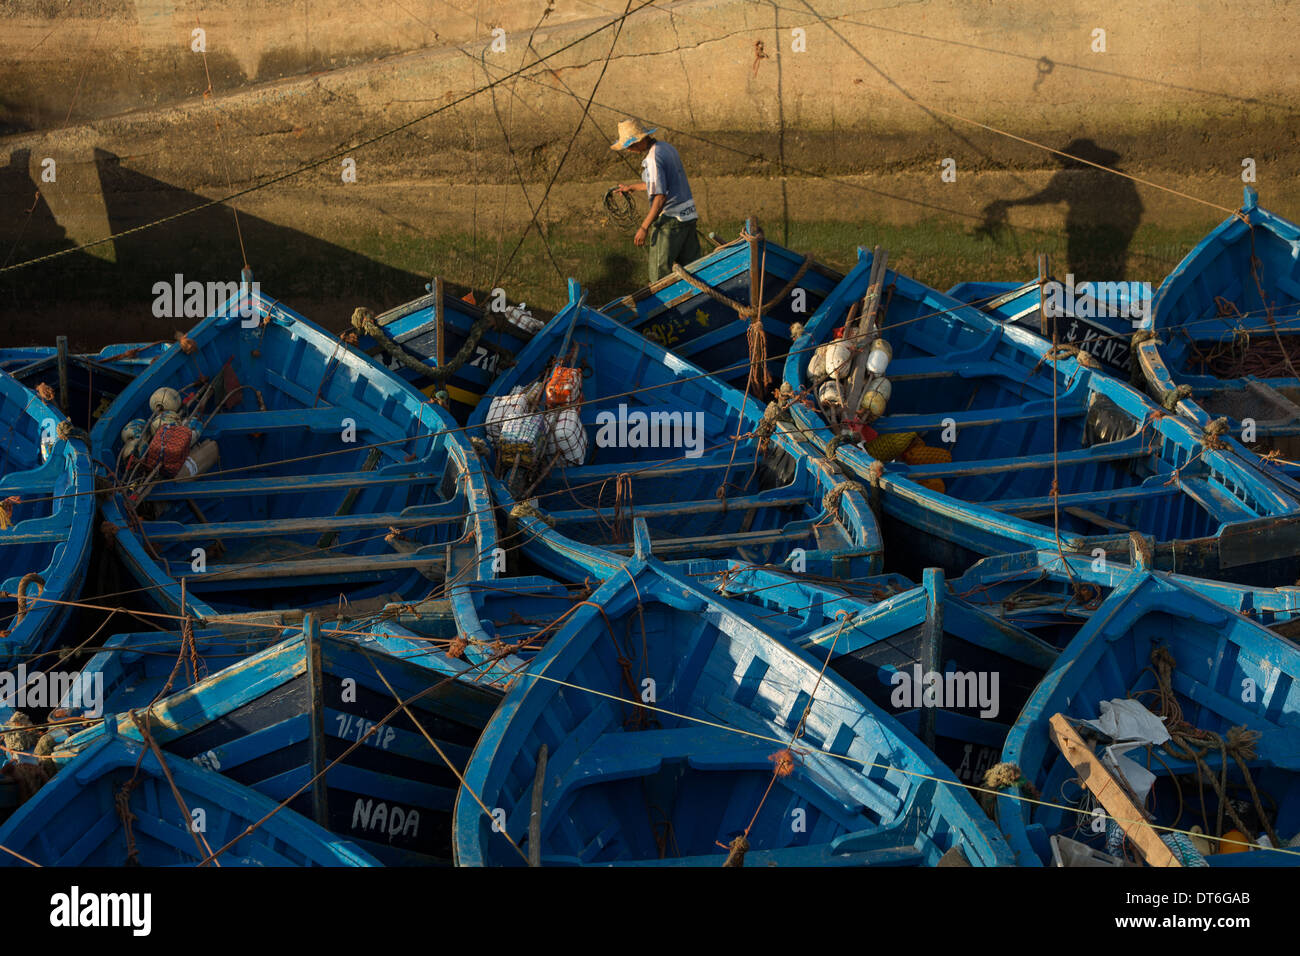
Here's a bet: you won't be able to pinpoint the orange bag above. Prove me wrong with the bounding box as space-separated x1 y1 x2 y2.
545 365 582 407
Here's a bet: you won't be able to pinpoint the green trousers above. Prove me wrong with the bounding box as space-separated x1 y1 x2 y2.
647 216 702 284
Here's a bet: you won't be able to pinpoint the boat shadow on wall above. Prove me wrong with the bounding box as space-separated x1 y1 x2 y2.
975 138 1144 281
0 148 427 345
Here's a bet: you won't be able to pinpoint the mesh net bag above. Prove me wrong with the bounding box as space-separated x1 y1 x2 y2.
486 388 531 444
498 413 547 471
900 440 953 466
144 423 194 478
864 431 918 462
544 407 587 466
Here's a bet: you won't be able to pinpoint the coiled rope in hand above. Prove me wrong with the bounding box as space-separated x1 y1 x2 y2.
603 187 638 228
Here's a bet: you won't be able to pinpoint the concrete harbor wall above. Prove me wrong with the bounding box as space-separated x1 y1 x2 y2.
2 0 1298 344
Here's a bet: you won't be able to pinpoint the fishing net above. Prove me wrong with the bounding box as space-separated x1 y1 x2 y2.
900 440 953 466
498 414 547 472
144 424 194 478
545 408 587 466
864 431 918 462
485 389 531 443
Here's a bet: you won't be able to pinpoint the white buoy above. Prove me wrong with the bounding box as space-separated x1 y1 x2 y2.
867 339 893 376
149 387 182 414
826 341 853 379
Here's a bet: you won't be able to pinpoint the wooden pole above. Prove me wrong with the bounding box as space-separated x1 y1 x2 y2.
305 614 331 829
55 335 69 412
1048 713 1180 867
917 568 944 752
844 247 889 421
433 276 446 369
528 743 549 867
1038 253 1050 337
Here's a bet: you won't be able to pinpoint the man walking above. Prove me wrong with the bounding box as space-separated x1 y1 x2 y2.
611 119 701 283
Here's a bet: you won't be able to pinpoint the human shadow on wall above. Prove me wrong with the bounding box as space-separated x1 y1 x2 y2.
975 139 1144 281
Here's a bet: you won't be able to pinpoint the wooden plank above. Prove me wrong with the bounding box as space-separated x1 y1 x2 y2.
602 527 799 556
902 438 1144 479
147 467 438 501
917 569 943 752
546 493 810 525
304 615 330 828
528 743 548 868
880 403 1084 434
844 247 888 419
140 507 465 542
986 482 1179 515
56 335 69 412
1063 507 1133 533
206 407 379 435
1048 713 1180 867
169 550 450 582
434 276 446 369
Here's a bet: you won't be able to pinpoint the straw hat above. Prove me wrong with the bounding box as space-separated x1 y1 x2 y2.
610 118 657 151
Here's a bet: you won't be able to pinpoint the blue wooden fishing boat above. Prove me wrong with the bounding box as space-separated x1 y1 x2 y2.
57 616 502 865
45 624 281 724
352 277 541 425
0 341 169 376
946 273 1149 376
950 544 1300 646
1135 188 1300 480
0 732 379 866
690 560 1058 788
782 246 1300 586
91 284 498 624
0 341 171 430
994 571 1300 866
453 522 1013 867
361 576 585 689
602 223 843 391
469 279 881 581
0 369 95 668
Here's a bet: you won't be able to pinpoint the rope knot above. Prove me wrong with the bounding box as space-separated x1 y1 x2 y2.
1225 725 1260 761
1203 417 1230 450
822 479 867 518
721 833 750 867
447 636 469 659
34 382 55 403
0 495 19 530
509 501 555 527
1161 384 1193 410
982 761 1040 798
768 748 798 778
